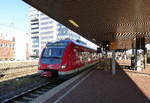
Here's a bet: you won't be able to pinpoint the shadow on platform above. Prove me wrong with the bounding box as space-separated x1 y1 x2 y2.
50 67 150 103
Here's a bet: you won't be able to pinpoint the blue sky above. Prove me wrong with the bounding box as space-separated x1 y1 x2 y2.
0 0 98 48
0 0 29 32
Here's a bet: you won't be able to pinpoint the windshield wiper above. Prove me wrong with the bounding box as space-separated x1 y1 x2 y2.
42 56 62 58
51 56 62 58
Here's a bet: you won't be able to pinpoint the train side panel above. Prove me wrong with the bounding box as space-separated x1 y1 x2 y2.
58 43 98 78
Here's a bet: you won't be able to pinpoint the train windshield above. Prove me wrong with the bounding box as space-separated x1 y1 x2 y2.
42 47 65 58
41 47 65 64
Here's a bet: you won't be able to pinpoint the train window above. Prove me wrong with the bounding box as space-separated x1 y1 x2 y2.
73 49 77 52
74 49 78 56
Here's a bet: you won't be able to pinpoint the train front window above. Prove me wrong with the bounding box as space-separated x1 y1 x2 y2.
42 48 65 58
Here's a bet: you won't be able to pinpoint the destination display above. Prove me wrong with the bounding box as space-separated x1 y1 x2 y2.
46 42 68 47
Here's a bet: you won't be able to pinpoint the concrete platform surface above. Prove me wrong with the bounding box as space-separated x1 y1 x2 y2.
44 68 150 103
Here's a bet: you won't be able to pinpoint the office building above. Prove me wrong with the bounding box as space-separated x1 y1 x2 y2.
39 12 58 53
29 7 98 56
29 7 40 56
29 7 59 56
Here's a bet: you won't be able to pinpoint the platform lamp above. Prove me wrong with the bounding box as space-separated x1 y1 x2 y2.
102 40 110 58
102 40 110 51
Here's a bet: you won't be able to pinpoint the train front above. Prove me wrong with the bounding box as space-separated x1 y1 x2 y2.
38 41 67 77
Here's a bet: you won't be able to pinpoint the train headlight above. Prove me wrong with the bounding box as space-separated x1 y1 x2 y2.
61 65 66 69
38 64 41 68
38 70 44 73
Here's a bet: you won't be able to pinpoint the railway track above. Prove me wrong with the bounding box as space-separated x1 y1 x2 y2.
2 78 65 103
0 66 37 82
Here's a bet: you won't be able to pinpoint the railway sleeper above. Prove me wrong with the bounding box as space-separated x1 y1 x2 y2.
14 101 25 103
30 93 40 97
40 88 49 91
22 97 33 101
34 90 44 94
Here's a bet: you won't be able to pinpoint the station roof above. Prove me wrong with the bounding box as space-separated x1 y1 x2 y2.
23 0 150 45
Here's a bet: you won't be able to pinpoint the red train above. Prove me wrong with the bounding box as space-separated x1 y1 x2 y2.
38 40 99 79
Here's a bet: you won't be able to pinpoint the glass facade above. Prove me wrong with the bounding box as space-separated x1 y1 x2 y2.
40 21 53 25
31 31 39 34
41 36 53 40
32 37 39 47
41 31 54 34
40 26 53 30
57 24 68 36
31 23 39 25
30 19 38 22
40 17 50 20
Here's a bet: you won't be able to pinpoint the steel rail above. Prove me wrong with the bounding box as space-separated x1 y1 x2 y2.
2 78 65 103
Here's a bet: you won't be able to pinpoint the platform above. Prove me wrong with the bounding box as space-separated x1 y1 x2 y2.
30 66 150 103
